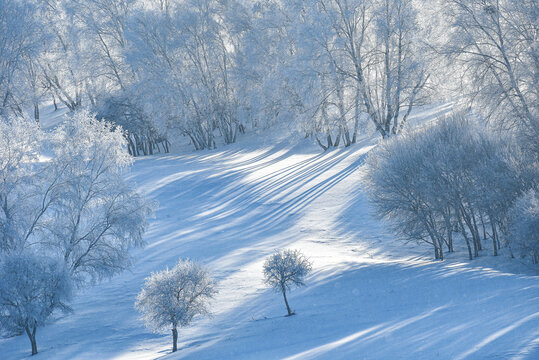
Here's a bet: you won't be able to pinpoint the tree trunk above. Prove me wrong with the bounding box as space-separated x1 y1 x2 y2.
460 205 479 257
281 286 292 316
444 209 454 252
471 210 482 251
480 213 487 240
490 218 498 257
34 103 39 123
172 326 178 353
52 93 58 111
458 214 473 260
25 324 38 356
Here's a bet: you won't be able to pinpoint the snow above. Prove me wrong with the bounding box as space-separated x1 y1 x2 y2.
1 104 538 359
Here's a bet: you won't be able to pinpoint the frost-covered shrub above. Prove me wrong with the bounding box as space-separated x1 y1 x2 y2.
508 189 539 264
366 114 522 261
0 253 72 356
135 259 217 353
263 249 312 316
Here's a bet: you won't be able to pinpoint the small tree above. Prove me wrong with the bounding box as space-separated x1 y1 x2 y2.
263 249 312 316
135 259 217 353
0 253 72 356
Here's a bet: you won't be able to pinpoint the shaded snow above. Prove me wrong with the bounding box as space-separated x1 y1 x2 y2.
1 104 538 360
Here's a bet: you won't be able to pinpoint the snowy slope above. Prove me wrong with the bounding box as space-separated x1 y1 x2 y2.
1 104 538 360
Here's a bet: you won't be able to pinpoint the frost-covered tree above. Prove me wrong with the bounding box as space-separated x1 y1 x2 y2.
0 253 72 356
445 0 538 153
128 0 251 150
263 249 312 316
508 189 539 264
261 0 430 149
97 93 169 156
46 110 152 283
0 0 40 116
1 110 152 283
0 110 152 353
0 116 44 252
366 113 523 260
135 259 217 353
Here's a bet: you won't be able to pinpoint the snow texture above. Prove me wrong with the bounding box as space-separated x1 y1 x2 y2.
0 104 538 359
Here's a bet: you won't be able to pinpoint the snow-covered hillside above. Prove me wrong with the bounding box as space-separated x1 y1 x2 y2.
1 105 538 360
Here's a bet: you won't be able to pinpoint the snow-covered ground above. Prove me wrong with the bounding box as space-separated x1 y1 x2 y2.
1 104 538 359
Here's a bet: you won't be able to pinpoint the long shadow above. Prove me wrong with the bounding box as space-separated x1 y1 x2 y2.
136 144 364 269
0 142 371 360
166 259 539 360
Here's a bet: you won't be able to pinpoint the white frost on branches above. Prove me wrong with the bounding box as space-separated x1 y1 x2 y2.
0 253 72 355
135 259 217 352
263 249 312 316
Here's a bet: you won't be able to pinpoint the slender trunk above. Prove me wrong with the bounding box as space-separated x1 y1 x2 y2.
423 219 442 261
52 93 58 111
352 86 360 143
480 213 487 240
490 216 498 257
34 103 39 123
461 205 479 257
444 209 454 252
25 324 38 356
172 326 178 352
458 214 473 260
438 240 444 261
127 136 136 157
334 127 341 147
471 209 482 251
492 226 498 256
281 286 292 316
315 135 329 151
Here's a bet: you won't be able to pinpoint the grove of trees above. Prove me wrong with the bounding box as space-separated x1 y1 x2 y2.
0 0 436 152
364 0 537 264
0 111 152 354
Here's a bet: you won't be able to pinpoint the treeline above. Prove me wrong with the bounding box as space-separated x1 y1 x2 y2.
1 0 435 152
1 1 536 153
